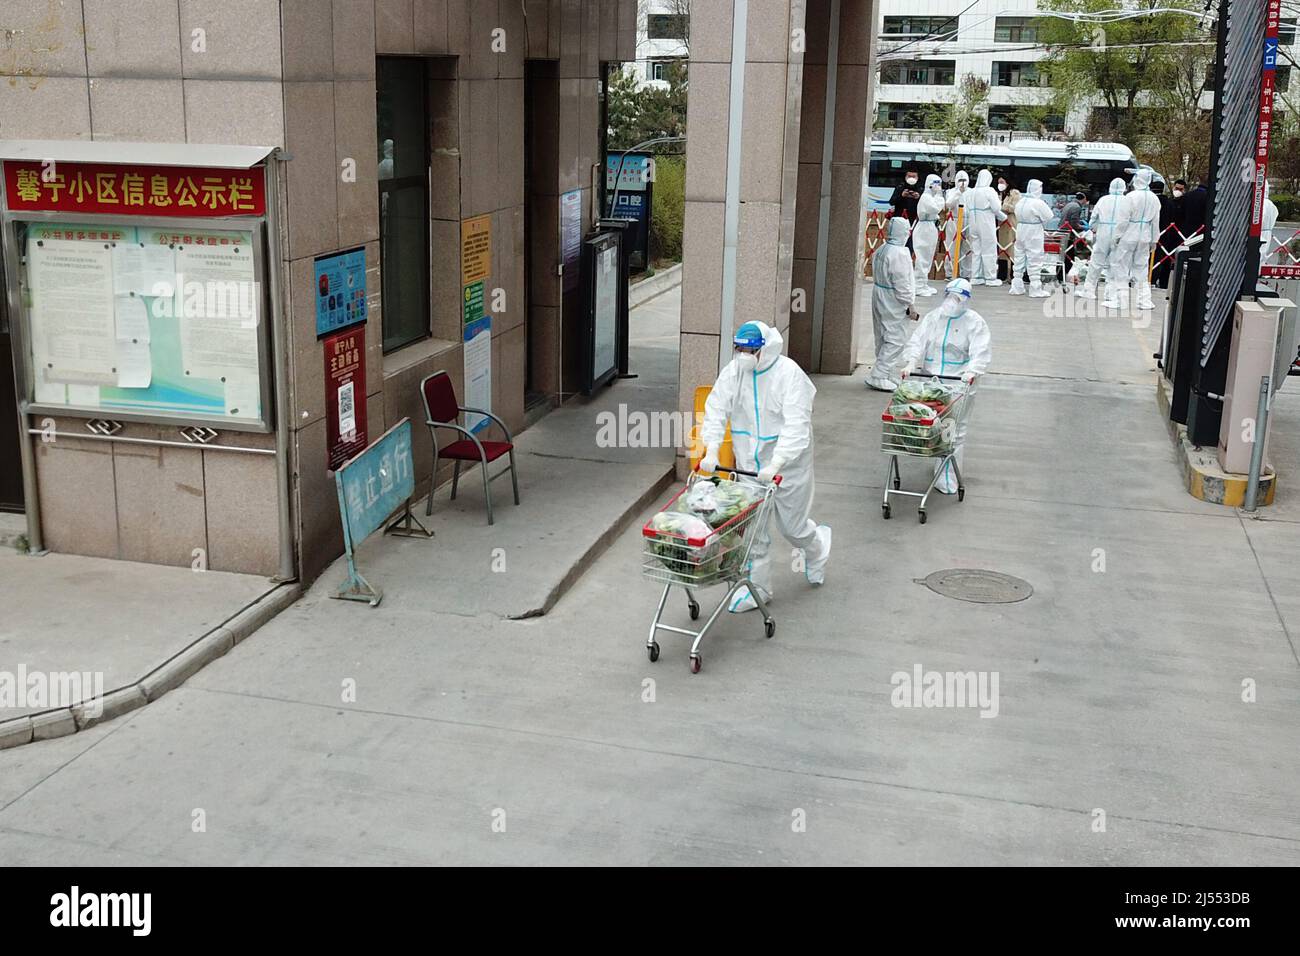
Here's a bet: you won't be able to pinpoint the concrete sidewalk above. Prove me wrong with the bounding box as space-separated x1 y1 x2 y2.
2 278 1297 864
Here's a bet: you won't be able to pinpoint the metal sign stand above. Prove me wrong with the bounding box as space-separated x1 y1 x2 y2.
332 418 432 607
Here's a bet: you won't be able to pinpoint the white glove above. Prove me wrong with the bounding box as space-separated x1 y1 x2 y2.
699 446 720 473
758 457 785 483
961 371 976 385
899 364 915 380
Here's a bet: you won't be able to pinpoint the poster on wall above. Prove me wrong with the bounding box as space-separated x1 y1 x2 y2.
560 189 583 293
315 247 367 337
324 325 368 470
463 319 492 435
461 215 492 284
21 221 267 428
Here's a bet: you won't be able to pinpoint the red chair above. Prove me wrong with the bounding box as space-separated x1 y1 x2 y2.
420 371 520 525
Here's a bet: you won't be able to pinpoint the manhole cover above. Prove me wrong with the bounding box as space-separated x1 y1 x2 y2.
917 569 1033 604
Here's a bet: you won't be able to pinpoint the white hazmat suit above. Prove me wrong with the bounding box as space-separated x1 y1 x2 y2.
1261 180 1279 272
1010 179 1054 297
900 279 992 495
913 174 945 296
945 171 973 279
969 170 1007 286
1079 178 1127 302
1113 169 1162 311
700 322 832 613
866 217 917 391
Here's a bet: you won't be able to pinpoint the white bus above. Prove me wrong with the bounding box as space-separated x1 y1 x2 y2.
865 140 1160 230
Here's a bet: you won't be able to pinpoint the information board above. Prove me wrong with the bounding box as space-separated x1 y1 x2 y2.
4 161 265 218
324 324 368 470
20 221 266 428
315 247 367 337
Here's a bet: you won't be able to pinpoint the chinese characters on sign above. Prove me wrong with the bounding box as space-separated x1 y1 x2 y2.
324 325 368 471
1252 0 1281 237
3 161 266 218
461 214 492 283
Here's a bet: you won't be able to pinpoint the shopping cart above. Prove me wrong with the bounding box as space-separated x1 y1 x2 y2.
880 374 973 524
1042 229 1069 284
641 467 780 673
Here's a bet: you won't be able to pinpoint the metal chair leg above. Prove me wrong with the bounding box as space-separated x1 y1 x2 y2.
509 449 520 505
451 461 461 500
482 456 494 525
427 449 440 516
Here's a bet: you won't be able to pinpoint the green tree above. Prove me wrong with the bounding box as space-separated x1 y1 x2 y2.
1036 0 1213 175
607 60 688 150
922 75 990 144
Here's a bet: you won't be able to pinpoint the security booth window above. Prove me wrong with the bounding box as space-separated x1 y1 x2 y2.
377 56 431 354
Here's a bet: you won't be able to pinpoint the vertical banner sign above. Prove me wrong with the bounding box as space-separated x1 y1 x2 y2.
561 190 583 293
315 247 367 337
604 153 654 271
461 216 492 434
1252 0 1280 239
324 325 368 470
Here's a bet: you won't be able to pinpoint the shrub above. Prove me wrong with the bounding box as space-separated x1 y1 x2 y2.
650 155 685 264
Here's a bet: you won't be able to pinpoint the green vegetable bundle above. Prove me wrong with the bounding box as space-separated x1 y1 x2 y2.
893 377 956 406
682 477 761 529
648 511 722 577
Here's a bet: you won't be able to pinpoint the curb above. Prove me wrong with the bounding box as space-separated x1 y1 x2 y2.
1156 378 1276 507
629 262 682 309
509 463 676 619
0 581 303 751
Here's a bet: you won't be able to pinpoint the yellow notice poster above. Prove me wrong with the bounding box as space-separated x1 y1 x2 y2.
461 215 491 284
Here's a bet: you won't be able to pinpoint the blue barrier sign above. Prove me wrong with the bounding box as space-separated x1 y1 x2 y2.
332 418 432 605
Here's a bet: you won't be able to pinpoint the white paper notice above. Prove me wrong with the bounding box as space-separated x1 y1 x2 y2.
112 241 176 297
28 238 117 385
463 325 492 433
115 340 152 388
114 294 151 344
34 379 66 404
66 384 101 408
176 241 260 380
222 373 260 420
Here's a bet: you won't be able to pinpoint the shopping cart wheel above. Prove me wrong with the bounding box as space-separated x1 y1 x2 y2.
918 509 927 524
882 503 892 519
957 487 965 502
765 618 775 639
648 642 660 663
689 655 702 674
688 600 700 620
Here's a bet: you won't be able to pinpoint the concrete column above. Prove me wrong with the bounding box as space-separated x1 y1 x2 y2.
790 0 874 375
677 0 809 473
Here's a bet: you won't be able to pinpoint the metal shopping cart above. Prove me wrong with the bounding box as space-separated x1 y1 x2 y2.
642 467 780 674
880 374 973 524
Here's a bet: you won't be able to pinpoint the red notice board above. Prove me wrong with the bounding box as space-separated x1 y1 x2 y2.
324 325 368 471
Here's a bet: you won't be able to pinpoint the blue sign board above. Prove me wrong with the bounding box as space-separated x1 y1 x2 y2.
333 418 428 605
315 247 368 338
605 153 653 192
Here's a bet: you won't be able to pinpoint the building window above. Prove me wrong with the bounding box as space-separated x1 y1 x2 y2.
376 57 430 353
1282 18 1297 45
1279 64 1292 93
880 59 956 86
992 61 1045 87
881 16 958 40
649 58 680 81
876 103 932 129
988 105 1063 132
994 17 1037 43
647 13 688 41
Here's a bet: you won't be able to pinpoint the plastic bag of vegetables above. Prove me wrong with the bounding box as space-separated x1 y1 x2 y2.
886 401 943 452
893 377 955 408
647 511 723 577
683 477 760 528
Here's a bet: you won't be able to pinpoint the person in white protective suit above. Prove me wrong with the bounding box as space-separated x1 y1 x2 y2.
1112 168 1163 311
945 170 973 279
1010 179 1054 297
968 170 1007 286
1078 178 1127 302
913 175 945 296
899 279 992 495
865 217 918 391
1261 180 1279 273
699 321 832 613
